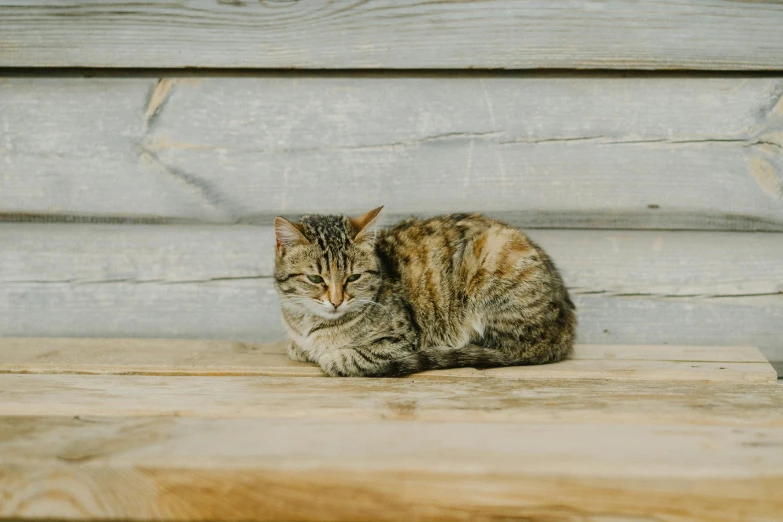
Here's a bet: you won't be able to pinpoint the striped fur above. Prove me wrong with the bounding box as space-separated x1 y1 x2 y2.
274 209 576 377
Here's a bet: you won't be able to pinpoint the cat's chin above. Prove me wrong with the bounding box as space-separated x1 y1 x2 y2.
309 307 349 321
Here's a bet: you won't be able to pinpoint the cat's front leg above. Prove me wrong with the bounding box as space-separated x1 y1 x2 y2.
318 336 418 377
286 341 311 362
319 347 406 377
317 348 364 377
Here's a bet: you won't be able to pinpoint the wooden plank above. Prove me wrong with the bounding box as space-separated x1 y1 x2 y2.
0 77 224 223
0 224 272 283
5 226 783 296
4 281 780 376
1 416 781 520
1 374 781 426
576 295 783 375
424 360 777 384
0 338 323 377
3 76 783 230
569 345 769 363
1 1 783 69
0 338 775 383
1 338 769 368
2 224 782 372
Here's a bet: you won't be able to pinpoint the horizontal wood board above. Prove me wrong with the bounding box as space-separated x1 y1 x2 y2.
0 338 775 383
2 224 781 374
1 416 782 520
2 76 783 230
0 340 780 519
2 372 781 424
2 1 783 69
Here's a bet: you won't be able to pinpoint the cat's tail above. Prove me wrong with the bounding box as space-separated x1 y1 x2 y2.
380 343 565 377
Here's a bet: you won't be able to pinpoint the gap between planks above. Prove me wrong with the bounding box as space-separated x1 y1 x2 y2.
0 338 776 383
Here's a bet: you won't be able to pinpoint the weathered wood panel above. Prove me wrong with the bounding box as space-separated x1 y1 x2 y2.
1 339 774 383
2 416 782 520
1 372 781 423
5 281 780 372
3 76 783 230
5 225 783 296
1 225 782 372
2 338 768 369
0 78 216 221
2 1 783 69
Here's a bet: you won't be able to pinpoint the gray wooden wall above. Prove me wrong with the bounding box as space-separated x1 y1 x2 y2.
1 1 782 375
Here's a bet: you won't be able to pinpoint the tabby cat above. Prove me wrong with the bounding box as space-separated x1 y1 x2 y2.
274 207 576 377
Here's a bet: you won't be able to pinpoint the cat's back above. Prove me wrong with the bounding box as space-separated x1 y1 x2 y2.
375 213 573 354
381 213 494 247
376 212 568 308
376 213 494 277
374 214 486 341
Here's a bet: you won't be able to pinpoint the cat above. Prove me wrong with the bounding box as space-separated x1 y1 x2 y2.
274 207 576 377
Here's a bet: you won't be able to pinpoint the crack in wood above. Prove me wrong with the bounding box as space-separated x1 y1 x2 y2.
144 131 505 154
749 139 782 150
499 136 774 147
3 210 783 230
572 289 783 300
3 275 271 285
499 136 605 145
0 213 204 225
161 275 270 284
4 279 780 301
760 83 783 118
143 134 779 154
139 147 237 222
142 78 175 133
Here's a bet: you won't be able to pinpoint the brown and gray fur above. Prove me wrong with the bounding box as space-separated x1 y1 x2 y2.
274 207 576 377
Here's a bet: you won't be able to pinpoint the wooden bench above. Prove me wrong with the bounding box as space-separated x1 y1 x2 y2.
1 338 780 520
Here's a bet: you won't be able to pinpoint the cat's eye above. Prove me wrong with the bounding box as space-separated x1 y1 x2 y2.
306 275 324 284
346 274 361 283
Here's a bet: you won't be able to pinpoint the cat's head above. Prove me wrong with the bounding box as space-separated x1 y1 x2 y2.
273 207 384 321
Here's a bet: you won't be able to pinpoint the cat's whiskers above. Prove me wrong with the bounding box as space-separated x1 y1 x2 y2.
349 299 394 320
281 295 314 303
280 295 323 309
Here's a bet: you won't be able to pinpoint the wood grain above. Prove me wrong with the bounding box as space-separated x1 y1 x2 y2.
1 372 781 424
2 337 769 367
1 416 781 520
3 76 783 230
7 281 781 371
1 1 783 69
0 338 774 383
4 225 783 297
2 225 781 372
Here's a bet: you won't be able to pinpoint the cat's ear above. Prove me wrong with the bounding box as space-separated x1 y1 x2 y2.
274 217 310 255
350 206 384 243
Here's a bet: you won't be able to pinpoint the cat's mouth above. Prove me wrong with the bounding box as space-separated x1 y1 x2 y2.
321 310 345 321
316 305 348 321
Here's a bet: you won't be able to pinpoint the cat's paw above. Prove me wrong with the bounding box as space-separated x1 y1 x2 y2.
318 349 361 377
286 342 311 362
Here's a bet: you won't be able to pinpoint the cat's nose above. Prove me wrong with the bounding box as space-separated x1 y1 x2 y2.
329 298 343 309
